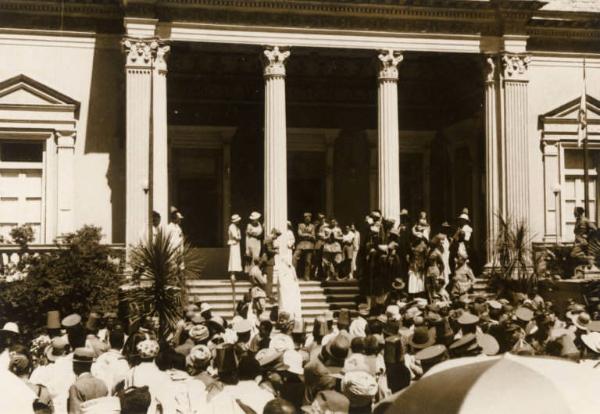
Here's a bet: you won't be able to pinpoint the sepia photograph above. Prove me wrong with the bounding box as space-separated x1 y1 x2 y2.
0 0 600 413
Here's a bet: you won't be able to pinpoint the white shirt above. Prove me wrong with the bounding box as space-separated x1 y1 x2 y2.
208 380 274 414
30 353 76 414
125 362 176 414
91 349 129 394
167 222 184 250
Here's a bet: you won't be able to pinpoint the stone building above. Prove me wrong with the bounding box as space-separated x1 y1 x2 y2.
0 0 599 275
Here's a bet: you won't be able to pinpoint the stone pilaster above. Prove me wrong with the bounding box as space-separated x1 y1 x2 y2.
262 46 290 237
377 49 403 220
501 53 531 225
152 43 170 225
56 130 76 236
484 55 500 262
542 141 560 242
123 37 155 245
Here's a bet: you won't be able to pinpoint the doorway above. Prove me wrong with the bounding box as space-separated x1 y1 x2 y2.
288 151 326 223
171 147 223 247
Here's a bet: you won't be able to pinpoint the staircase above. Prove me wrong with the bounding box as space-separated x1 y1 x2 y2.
186 279 331 329
322 279 361 314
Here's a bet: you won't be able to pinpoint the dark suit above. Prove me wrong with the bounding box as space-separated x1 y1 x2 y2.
262 237 278 298
293 222 316 280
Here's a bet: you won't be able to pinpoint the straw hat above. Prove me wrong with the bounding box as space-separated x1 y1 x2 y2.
249 212 261 221
231 214 241 223
581 332 600 354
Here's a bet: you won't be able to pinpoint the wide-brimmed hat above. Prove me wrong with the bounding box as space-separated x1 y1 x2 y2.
46 311 61 330
565 303 586 320
45 336 69 362
301 390 350 414
391 278 406 291
325 333 351 362
571 312 591 331
231 214 241 223
283 349 304 375
255 348 286 370
0 322 19 335
458 312 479 326
73 347 95 364
233 319 252 335
581 332 600 354
515 307 534 323
249 211 261 221
476 333 500 356
408 326 436 349
341 370 378 408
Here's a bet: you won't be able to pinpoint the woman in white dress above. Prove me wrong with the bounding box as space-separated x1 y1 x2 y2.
274 232 302 320
228 214 243 279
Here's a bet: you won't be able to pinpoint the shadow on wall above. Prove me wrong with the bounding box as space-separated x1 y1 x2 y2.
84 38 126 243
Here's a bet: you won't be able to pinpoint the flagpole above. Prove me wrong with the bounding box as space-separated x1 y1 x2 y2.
582 58 590 216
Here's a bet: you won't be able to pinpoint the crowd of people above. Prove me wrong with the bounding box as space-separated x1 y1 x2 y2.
3 280 600 413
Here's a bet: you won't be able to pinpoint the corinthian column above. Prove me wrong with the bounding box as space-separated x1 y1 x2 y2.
501 53 530 225
122 38 155 246
152 43 170 224
262 46 290 237
377 49 403 220
484 56 500 263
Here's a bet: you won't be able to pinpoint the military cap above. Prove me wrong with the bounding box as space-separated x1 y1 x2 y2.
61 313 82 328
515 307 534 322
73 347 95 363
476 333 499 356
457 313 479 326
233 319 252 334
449 333 479 354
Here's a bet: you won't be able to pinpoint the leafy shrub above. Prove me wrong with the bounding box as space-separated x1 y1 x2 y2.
0 225 124 340
10 224 35 248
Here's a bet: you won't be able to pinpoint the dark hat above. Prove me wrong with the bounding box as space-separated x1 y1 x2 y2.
47 311 61 330
215 343 238 374
277 311 293 328
383 336 404 364
435 317 455 341
426 312 443 326
476 333 499 356
392 278 406 291
383 320 400 337
457 313 479 326
325 333 351 362
337 309 351 327
515 307 534 323
415 344 448 369
61 313 82 328
357 304 369 317
441 221 451 228
73 347 95 364
85 312 101 331
313 316 330 337
9 353 30 373
408 326 436 350
449 333 479 355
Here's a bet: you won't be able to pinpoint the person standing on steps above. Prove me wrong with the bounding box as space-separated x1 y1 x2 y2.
293 212 316 281
245 211 263 273
228 214 243 283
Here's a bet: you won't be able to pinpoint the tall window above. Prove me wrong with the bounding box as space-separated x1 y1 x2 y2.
0 141 45 243
561 147 599 241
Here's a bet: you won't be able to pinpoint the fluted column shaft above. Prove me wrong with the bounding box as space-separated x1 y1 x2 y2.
123 38 154 245
377 50 403 220
502 54 530 225
484 56 500 263
263 47 290 237
152 44 170 223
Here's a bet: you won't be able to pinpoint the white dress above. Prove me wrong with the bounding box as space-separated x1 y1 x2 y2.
275 254 302 321
228 223 242 272
441 236 451 286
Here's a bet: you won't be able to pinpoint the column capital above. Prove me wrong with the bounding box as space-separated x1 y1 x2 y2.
378 49 403 81
501 53 530 81
122 37 169 70
55 130 76 147
262 46 290 78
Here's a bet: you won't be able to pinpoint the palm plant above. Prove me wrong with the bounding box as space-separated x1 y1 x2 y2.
127 229 203 341
490 215 537 296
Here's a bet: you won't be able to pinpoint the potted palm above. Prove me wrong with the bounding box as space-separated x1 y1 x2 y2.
124 229 203 341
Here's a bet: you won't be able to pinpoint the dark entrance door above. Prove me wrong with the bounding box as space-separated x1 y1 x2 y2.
172 148 223 247
400 152 425 221
288 151 326 224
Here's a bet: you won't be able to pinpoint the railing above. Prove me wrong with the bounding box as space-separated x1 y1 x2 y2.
0 243 126 279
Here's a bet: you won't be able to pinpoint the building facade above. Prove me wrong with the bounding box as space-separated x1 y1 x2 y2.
0 0 599 275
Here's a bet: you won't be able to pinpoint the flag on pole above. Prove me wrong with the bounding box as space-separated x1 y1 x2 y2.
577 59 587 147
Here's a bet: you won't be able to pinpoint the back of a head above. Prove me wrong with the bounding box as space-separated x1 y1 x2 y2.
263 398 296 414
68 326 87 349
120 386 151 414
109 328 125 350
238 355 261 381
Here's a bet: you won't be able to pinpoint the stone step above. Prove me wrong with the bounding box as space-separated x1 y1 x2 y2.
187 280 322 287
